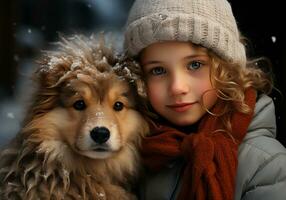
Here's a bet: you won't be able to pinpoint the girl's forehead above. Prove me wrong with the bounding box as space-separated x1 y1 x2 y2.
140 41 209 64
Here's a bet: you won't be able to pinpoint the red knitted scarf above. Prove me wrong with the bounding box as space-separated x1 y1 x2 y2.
141 89 256 200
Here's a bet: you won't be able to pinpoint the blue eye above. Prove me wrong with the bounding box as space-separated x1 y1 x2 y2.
150 67 166 75
187 61 202 70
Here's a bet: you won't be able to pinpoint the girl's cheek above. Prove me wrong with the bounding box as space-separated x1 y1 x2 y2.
193 74 217 105
146 81 165 105
198 81 217 107
198 82 212 94
195 72 213 93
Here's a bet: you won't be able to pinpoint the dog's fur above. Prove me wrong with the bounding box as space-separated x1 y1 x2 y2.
0 35 148 200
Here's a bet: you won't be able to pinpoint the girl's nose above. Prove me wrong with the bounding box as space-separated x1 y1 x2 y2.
169 72 189 96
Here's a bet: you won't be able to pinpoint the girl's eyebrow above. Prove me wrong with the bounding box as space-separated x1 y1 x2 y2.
183 54 209 60
142 60 162 66
143 54 209 66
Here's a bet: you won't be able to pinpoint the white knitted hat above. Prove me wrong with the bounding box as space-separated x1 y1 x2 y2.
124 0 246 67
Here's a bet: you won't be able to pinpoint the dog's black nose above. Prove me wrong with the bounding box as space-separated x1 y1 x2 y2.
90 127 110 144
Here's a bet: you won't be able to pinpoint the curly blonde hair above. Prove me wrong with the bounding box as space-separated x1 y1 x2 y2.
207 50 273 133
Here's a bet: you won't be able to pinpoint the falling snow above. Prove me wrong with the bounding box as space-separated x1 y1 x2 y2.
7 112 15 119
271 36 276 43
13 54 19 62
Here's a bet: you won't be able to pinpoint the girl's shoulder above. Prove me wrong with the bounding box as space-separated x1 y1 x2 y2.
238 93 286 177
235 94 286 200
245 94 276 140
236 132 286 200
241 93 285 154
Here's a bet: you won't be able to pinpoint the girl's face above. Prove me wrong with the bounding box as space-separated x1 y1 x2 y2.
140 41 217 126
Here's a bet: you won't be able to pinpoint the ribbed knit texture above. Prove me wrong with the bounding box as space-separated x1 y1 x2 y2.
124 0 246 67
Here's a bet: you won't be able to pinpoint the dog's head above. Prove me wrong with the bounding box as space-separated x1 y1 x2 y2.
22 35 148 162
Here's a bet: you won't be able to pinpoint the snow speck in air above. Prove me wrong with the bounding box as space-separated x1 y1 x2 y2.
7 112 15 119
13 54 19 62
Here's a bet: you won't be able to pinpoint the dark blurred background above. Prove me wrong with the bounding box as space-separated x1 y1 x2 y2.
0 0 285 146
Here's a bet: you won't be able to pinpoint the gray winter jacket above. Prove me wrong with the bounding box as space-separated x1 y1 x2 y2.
139 95 286 200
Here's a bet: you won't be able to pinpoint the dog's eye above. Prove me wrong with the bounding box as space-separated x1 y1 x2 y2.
113 101 124 111
73 100 86 110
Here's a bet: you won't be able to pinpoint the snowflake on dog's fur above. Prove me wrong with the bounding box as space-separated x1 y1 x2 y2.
37 34 141 87
70 58 83 71
47 57 64 70
96 192 105 200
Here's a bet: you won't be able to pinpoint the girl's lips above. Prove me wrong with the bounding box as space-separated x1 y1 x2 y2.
166 103 196 112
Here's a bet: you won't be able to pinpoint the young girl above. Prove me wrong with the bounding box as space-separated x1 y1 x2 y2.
123 0 286 199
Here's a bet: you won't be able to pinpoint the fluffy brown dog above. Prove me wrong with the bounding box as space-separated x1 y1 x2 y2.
0 35 148 200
